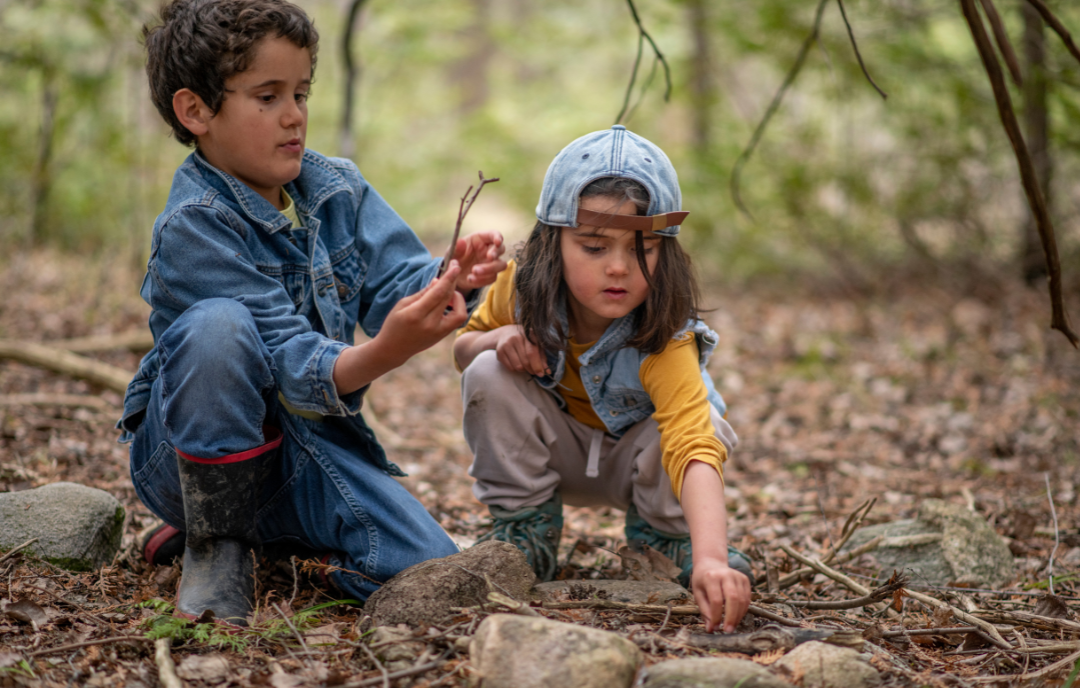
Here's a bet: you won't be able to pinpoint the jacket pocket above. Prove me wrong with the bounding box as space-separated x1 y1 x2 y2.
330 244 365 304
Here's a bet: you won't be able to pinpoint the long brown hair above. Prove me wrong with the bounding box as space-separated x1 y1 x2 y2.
515 178 702 356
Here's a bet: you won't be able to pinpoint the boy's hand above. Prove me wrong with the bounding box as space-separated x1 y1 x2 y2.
453 231 506 292
691 557 751 634
493 325 549 377
378 261 469 362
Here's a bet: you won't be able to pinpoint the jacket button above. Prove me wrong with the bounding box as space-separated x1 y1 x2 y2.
337 285 347 297
610 410 618 416
592 375 601 384
317 285 327 296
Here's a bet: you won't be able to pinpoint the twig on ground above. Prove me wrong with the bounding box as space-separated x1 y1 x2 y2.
777 536 883 589
273 602 310 653
835 0 887 98
486 592 540 617
154 638 183 688
0 340 132 393
53 330 154 353
783 577 906 610
341 652 449 688
901 587 1012 650
1045 472 1060 596
0 538 39 564
358 641 390 688
28 635 151 658
972 648 1080 683
0 394 114 410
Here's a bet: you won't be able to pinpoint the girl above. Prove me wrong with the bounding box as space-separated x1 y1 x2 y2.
454 125 751 633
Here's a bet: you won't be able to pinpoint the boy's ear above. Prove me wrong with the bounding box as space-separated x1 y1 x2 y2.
172 88 213 138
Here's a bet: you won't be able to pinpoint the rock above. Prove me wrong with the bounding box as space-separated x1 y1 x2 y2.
774 641 880 688
641 657 792 688
365 540 535 628
469 614 641 688
534 579 691 605
842 499 1014 588
0 482 124 571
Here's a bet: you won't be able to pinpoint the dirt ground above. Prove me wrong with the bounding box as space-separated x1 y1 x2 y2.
1 250 1079 687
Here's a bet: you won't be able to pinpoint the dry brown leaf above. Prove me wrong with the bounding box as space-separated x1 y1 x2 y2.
1 598 48 631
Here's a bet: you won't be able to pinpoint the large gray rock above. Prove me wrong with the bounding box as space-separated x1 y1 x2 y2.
0 482 124 571
534 579 691 605
469 614 641 688
641 657 791 688
842 499 1014 588
774 641 880 688
365 540 535 628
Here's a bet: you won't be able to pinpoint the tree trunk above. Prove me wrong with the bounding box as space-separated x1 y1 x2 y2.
452 0 494 115
1020 1 1051 285
338 0 368 160
686 0 714 154
29 76 57 246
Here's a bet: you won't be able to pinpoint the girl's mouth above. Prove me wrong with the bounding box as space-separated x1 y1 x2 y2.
603 288 628 298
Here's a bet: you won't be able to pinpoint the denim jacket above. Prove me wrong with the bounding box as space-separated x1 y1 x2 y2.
119 150 465 474
533 303 727 438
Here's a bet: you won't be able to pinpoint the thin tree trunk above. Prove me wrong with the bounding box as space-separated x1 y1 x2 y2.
687 0 714 153
1020 1 1051 285
452 0 493 115
29 76 58 246
339 0 367 160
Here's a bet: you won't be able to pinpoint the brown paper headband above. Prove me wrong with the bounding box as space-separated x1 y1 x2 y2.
576 208 689 233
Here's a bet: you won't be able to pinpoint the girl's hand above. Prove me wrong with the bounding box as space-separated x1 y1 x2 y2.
378 261 469 362
494 325 549 377
691 557 751 633
453 231 507 292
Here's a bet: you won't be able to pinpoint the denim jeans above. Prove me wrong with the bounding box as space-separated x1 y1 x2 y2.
129 298 459 600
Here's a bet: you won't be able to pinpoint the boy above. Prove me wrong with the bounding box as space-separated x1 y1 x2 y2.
120 0 506 626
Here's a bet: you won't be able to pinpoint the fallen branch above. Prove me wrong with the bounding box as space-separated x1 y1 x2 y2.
339 654 449 688
28 635 150 658
487 592 541 617
901 587 1013 651
154 637 183 688
0 340 131 393
972 648 1080 683
960 0 1077 347
0 394 114 410
782 577 907 610
54 330 154 353
533 597 800 627
683 625 863 654
1024 0 1080 67
975 610 1080 634
0 538 39 564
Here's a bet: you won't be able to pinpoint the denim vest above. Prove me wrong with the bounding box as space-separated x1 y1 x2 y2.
118 150 469 476
533 304 727 438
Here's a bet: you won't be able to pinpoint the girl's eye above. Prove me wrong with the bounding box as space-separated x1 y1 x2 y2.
582 245 604 254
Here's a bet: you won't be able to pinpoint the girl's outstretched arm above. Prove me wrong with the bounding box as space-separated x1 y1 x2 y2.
681 460 751 633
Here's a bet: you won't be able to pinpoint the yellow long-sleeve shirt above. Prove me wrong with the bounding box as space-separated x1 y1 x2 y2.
459 261 726 499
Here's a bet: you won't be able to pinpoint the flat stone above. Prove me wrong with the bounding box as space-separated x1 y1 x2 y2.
641 657 791 688
364 540 535 628
0 482 124 571
533 579 691 605
842 498 1014 588
774 641 880 688
469 614 641 688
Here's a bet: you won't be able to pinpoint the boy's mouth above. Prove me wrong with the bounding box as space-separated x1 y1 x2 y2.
281 138 304 153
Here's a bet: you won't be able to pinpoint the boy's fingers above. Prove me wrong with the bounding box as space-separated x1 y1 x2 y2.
415 262 460 312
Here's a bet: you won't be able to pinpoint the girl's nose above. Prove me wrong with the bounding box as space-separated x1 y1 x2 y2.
607 252 631 276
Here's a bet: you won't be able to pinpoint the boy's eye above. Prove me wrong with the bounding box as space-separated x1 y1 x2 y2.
296 91 311 102
259 94 276 103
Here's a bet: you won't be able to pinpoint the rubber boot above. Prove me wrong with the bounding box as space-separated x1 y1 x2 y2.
140 523 185 565
174 426 282 626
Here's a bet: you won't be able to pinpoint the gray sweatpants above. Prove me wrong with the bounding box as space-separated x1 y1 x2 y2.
461 350 738 534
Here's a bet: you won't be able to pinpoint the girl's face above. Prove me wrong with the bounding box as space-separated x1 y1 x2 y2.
560 195 661 343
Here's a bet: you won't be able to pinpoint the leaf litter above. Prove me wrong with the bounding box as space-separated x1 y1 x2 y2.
0 251 1078 686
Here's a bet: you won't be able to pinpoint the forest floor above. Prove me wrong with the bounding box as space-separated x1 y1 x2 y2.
1 250 1079 687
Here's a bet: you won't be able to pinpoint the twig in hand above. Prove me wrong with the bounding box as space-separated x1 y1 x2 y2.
960 0 1077 347
615 0 672 124
0 538 38 564
1046 472 1061 596
1024 0 1080 67
154 637 183 688
835 0 887 99
730 0 829 218
978 0 1023 86
439 171 500 278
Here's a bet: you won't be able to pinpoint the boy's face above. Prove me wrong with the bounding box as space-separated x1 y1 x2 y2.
196 36 311 209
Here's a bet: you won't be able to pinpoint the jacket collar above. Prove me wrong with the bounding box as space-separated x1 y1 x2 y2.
191 150 351 234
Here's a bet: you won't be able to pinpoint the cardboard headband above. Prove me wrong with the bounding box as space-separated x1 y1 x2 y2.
576 208 689 233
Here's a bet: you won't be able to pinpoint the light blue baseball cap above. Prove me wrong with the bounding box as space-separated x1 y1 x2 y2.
535 125 687 236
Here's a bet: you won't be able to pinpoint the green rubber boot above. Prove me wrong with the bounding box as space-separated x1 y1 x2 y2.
477 493 563 582
624 503 752 588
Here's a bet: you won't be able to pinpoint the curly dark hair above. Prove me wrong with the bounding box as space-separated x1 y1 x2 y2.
515 177 702 356
143 0 319 146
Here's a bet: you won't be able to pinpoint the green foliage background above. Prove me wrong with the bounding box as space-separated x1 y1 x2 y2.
1 0 1078 284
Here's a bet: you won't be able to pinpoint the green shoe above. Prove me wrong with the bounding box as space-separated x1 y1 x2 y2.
477 493 563 582
624 503 752 588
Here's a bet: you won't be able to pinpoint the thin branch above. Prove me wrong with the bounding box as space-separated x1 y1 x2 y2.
27 635 150 658
0 340 132 393
730 0 830 218
776 535 883 589
0 538 39 564
339 654 450 688
783 577 907 610
273 602 310 653
902 586 1013 651
1024 0 1080 67
1045 472 1060 596
339 0 369 159
439 171 500 277
960 0 1077 347
835 0 887 98
978 0 1023 86
615 0 672 124
154 638 183 688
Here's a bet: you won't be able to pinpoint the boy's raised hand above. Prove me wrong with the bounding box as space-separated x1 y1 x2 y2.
691 557 751 634
453 231 506 292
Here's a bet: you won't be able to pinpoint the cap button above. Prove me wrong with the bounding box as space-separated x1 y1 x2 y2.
611 124 626 130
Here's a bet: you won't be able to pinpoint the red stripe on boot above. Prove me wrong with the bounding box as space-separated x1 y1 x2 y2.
176 426 283 465
144 524 182 564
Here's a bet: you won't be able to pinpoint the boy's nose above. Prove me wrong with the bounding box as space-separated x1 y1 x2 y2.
282 100 305 127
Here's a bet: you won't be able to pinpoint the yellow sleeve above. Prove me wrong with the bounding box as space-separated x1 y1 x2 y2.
453 261 518 372
640 334 727 501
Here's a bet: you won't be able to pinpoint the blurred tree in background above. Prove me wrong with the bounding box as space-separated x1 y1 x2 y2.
0 0 1078 290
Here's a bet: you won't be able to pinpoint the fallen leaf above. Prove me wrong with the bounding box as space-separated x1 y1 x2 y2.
0 652 22 668
1033 593 1071 619
176 654 231 683
1 598 48 631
